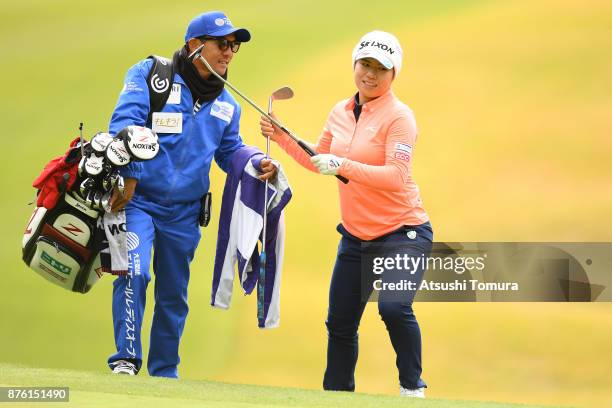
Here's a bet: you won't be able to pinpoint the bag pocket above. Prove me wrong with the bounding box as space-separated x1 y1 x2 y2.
28 236 84 291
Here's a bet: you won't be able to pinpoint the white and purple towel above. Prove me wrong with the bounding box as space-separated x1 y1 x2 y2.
211 146 292 328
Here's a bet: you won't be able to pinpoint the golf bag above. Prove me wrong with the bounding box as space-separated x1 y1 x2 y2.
22 192 104 294
23 122 161 292
22 136 106 293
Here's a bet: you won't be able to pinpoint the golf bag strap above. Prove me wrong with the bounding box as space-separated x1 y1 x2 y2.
146 55 175 125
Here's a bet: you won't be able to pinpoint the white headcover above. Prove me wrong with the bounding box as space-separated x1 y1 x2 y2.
123 126 159 161
106 139 131 167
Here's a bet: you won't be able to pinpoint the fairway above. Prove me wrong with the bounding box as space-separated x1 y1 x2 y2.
0 363 562 408
2 1 612 408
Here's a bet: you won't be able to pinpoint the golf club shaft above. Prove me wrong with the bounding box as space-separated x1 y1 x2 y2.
189 46 348 184
258 98 272 322
79 122 85 158
262 99 271 254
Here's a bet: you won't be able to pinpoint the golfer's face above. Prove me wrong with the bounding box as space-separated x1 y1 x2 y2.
197 34 237 77
354 58 394 103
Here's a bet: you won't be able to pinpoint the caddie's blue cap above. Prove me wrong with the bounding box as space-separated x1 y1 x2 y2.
185 11 251 42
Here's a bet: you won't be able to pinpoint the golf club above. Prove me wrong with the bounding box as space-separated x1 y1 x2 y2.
257 86 294 320
188 44 349 184
78 122 85 158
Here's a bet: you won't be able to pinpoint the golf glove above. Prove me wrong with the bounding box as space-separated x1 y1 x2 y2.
311 154 345 176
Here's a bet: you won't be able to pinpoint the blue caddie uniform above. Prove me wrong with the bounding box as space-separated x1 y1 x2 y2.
107 57 244 378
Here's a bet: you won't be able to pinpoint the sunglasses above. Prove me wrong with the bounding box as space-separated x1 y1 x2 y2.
200 36 241 53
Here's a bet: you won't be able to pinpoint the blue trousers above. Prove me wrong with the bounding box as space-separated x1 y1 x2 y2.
107 195 201 378
323 222 433 391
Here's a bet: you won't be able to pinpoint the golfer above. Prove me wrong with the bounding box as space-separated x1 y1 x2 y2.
260 31 432 397
106 11 277 378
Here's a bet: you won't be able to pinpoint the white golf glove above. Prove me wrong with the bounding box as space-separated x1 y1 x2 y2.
310 154 345 175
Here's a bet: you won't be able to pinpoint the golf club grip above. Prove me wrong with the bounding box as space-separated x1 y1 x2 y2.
295 140 349 184
189 52 350 184
335 174 349 184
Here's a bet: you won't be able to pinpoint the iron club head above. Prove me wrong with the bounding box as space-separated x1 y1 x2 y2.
271 86 294 101
268 86 294 113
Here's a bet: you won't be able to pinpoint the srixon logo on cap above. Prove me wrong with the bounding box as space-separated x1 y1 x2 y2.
359 41 396 55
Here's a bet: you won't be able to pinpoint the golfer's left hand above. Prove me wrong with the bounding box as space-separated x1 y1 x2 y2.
259 159 278 181
311 154 345 175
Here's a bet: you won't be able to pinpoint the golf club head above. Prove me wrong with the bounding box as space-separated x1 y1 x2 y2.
120 125 159 161
266 87 294 157
79 178 95 199
102 172 113 191
88 191 98 210
90 132 114 154
106 138 131 167
116 176 125 196
101 191 113 212
102 161 114 177
92 190 103 210
111 171 121 187
84 153 104 177
271 86 294 101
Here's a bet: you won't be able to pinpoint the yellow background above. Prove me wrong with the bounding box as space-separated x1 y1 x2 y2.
1 1 611 407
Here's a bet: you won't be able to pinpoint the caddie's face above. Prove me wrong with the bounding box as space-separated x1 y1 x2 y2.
354 58 394 103
188 33 237 79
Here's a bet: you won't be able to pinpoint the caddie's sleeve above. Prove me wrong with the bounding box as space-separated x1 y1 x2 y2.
108 59 154 181
214 102 245 173
339 112 417 192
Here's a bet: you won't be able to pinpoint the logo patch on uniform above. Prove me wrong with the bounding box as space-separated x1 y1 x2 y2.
167 84 181 104
121 81 143 94
395 142 413 154
394 142 412 162
150 73 170 93
395 152 411 162
210 100 235 123
152 112 182 134
126 232 140 251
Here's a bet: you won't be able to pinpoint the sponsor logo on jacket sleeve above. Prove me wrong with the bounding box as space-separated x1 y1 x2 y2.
394 142 413 162
210 100 235 123
121 81 144 94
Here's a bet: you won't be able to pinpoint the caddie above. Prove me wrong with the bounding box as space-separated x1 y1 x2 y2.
106 10 277 377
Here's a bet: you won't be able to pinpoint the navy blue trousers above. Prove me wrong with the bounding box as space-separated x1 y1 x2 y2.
323 222 433 391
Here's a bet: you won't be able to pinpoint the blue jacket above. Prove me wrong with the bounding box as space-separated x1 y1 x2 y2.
109 58 245 205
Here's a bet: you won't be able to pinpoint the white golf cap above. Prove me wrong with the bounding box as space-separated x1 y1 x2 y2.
352 30 403 76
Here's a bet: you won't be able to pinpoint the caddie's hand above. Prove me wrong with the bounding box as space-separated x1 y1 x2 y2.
259 159 278 182
110 177 137 212
260 113 284 143
311 154 345 176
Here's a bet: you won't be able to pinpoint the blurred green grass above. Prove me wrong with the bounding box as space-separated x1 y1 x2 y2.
1 363 561 408
1 1 611 408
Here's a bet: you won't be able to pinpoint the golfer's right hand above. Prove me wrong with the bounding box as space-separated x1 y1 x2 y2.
260 114 284 143
110 177 137 212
